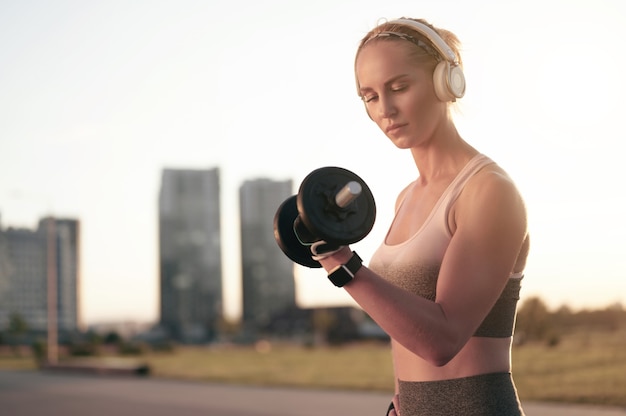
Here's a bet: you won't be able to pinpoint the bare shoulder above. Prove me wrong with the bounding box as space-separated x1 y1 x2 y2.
448 161 530 277
452 162 528 235
465 163 525 209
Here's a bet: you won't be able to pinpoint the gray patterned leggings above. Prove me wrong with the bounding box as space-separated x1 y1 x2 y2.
397 372 525 416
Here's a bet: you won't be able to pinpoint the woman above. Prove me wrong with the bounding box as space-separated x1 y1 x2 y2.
315 18 530 415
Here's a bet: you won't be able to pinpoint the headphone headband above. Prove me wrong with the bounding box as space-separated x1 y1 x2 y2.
389 19 459 65
357 18 466 103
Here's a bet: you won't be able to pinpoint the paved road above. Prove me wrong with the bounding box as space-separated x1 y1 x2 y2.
1 370 625 415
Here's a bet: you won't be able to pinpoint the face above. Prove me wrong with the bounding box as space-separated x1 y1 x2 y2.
355 40 447 149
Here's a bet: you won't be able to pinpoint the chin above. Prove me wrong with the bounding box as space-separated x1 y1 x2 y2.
389 137 413 150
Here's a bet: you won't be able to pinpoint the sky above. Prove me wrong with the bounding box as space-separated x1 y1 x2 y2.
1 0 625 325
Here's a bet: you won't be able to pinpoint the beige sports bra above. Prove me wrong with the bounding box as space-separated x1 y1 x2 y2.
369 154 522 337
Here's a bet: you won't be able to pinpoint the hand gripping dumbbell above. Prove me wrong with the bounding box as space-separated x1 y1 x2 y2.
273 166 376 268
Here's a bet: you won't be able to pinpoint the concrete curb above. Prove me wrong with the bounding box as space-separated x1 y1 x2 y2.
40 360 150 376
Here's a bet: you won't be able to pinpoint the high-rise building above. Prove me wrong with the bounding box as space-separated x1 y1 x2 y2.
51 219 80 332
158 168 222 343
0 217 80 335
239 178 295 333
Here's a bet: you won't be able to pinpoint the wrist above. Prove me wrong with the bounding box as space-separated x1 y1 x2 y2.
327 251 363 288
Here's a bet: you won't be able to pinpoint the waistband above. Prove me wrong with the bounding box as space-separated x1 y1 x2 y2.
398 372 524 416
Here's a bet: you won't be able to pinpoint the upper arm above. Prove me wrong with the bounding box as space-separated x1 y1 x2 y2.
435 170 528 344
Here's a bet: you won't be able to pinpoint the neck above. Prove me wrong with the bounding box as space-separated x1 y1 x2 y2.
410 124 477 185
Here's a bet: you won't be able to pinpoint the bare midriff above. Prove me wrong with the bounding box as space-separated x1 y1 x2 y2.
392 336 513 382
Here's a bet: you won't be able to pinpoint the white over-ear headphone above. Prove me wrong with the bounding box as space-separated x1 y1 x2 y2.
390 19 466 102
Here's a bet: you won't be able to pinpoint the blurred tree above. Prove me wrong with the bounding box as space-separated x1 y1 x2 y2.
103 331 122 345
8 313 28 336
68 330 102 356
312 309 335 346
8 313 28 355
515 297 553 344
216 317 242 337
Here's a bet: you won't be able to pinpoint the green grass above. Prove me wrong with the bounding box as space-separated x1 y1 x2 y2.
513 329 626 407
145 341 395 392
2 329 626 407
146 330 626 407
0 355 37 371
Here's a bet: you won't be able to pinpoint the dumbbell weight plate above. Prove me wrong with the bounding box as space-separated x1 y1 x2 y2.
297 167 376 245
273 195 322 268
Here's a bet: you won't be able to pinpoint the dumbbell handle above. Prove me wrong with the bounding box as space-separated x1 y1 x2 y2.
335 181 362 208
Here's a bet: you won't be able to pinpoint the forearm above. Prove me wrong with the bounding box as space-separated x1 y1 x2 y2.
350 266 462 365
319 249 465 366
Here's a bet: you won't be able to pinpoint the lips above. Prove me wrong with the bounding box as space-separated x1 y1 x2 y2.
385 123 407 134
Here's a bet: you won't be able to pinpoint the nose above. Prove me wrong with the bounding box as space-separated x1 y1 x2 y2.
378 94 397 119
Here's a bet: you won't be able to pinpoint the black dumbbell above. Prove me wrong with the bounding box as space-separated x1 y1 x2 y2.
273 166 376 268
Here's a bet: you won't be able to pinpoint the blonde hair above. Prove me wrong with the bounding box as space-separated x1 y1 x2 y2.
355 18 463 96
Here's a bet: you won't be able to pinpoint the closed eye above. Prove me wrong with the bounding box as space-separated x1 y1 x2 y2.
361 83 408 103
362 94 378 103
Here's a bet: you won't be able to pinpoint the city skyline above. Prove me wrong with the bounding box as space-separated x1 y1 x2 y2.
1 0 625 324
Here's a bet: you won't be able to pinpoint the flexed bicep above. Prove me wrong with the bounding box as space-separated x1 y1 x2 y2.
435 169 528 348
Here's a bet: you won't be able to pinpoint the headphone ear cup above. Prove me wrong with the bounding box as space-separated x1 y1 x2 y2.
433 61 453 102
433 61 466 102
449 65 466 99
